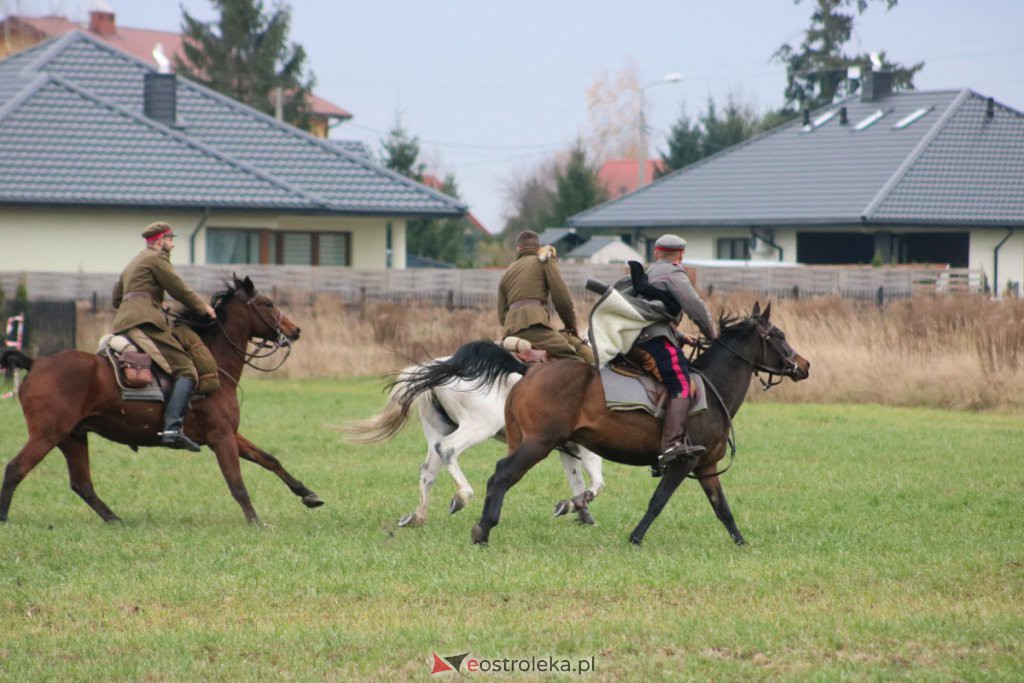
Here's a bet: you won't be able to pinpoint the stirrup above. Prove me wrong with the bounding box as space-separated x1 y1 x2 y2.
159 430 201 453
657 439 706 468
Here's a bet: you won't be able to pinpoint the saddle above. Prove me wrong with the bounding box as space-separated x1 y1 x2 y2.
600 352 707 419
97 334 171 402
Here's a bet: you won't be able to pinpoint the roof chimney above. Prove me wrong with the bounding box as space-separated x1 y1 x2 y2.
801 109 810 126
89 10 116 36
144 73 177 126
839 106 848 125
986 97 995 120
861 70 893 102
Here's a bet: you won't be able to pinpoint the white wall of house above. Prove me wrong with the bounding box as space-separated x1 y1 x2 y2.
970 228 1024 295
570 240 644 265
0 206 406 272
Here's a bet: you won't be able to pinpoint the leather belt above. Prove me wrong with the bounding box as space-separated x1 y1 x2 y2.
508 298 545 310
123 291 154 301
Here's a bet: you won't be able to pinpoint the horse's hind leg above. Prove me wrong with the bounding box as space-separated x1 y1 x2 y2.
629 456 701 546
554 444 605 524
399 441 445 527
471 439 550 545
234 433 323 509
435 423 495 515
698 473 745 546
1 435 58 522
58 434 120 523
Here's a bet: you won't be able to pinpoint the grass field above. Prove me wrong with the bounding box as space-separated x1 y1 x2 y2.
1 377 1022 680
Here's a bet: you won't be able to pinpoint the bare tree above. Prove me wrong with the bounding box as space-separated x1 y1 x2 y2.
584 62 644 165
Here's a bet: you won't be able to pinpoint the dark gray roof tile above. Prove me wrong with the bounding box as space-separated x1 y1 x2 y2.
570 89 1023 228
0 31 464 216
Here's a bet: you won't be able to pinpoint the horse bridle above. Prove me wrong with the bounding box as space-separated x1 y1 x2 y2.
216 293 294 373
712 323 800 391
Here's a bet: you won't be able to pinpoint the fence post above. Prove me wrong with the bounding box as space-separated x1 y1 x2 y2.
446 289 454 311
792 285 799 300
876 286 884 308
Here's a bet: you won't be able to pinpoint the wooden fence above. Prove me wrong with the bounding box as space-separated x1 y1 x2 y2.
0 263 986 308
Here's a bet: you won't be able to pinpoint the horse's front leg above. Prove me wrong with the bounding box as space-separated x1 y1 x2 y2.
629 454 700 546
208 430 260 524
234 433 323 509
698 471 745 546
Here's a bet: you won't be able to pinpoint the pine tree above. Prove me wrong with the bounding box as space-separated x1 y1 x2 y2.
773 0 923 109
380 114 424 181
657 104 702 177
176 0 314 128
543 142 608 228
700 97 758 158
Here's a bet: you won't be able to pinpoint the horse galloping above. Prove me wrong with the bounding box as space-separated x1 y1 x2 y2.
471 303 810 546
346 340 605 526
0 276 322 525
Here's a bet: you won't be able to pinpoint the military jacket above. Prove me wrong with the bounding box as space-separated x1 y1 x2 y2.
111 248 207 334
497 247 578 336
636 259 717 344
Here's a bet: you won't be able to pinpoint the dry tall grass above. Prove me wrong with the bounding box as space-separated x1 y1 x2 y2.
76 292 1024 412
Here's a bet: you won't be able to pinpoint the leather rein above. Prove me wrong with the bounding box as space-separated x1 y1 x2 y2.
681 324 799 480
213 294 294 374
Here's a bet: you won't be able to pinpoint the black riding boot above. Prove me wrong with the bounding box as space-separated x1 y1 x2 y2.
161 377 201 452
651 395 705 475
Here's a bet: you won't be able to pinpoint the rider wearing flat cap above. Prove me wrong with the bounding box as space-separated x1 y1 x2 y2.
498 230 594 364
631 233 717 472
111 222 216 452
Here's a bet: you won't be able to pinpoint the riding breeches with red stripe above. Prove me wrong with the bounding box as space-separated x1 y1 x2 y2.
636 337 691 399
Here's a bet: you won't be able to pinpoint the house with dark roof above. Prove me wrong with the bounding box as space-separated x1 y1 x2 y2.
570 73 1024 296
0 31 464 273
0 7 351 139
564 235 643 265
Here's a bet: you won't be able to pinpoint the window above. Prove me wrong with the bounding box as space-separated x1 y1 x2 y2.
854 109 886 131
717 238 750 260
207 228 272 264
207 228 349 266
274 231 351 266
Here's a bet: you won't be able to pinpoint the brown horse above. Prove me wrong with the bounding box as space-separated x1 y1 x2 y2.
470 303 810 546
0 276 323 525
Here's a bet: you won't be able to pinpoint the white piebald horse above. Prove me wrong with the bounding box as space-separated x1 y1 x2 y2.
347 339 605 527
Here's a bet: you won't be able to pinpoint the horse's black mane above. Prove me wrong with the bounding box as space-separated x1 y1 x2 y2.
389 340 527 417
175 279 247 330
717 310 757 336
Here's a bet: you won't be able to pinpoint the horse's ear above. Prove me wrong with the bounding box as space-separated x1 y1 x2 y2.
242 277 255 296
232 272 242 288
751 301 761 318
762 302 772 322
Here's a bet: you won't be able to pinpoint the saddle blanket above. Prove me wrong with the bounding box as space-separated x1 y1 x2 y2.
600 366 708 419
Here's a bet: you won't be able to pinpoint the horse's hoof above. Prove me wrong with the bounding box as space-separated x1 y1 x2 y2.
302 493 324 508
734 537 746 546
449 496 467 515
471 524 489 545
553 499 571 517
629 535 643 546
104 516 123 524
576 508 596 525
397 513 424 528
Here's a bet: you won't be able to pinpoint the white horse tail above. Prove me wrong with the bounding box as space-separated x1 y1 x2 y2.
344 366 419 444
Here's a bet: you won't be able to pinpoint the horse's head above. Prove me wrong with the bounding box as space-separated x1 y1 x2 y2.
746 302 810 382
218 275 301 345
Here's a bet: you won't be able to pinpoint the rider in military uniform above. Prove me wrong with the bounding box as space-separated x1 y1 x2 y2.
498 230 594 364
111 222 216 452
631 234 717 472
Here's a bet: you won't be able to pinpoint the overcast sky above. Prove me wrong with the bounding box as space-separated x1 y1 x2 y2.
7 1 1024 233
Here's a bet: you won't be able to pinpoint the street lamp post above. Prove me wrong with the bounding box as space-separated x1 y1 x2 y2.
637 72 682 189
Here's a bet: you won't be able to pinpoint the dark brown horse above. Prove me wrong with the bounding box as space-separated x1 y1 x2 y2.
471 303 810 546
0 276 323 525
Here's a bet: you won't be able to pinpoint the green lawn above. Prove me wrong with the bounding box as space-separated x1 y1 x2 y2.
1 378 1021 680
